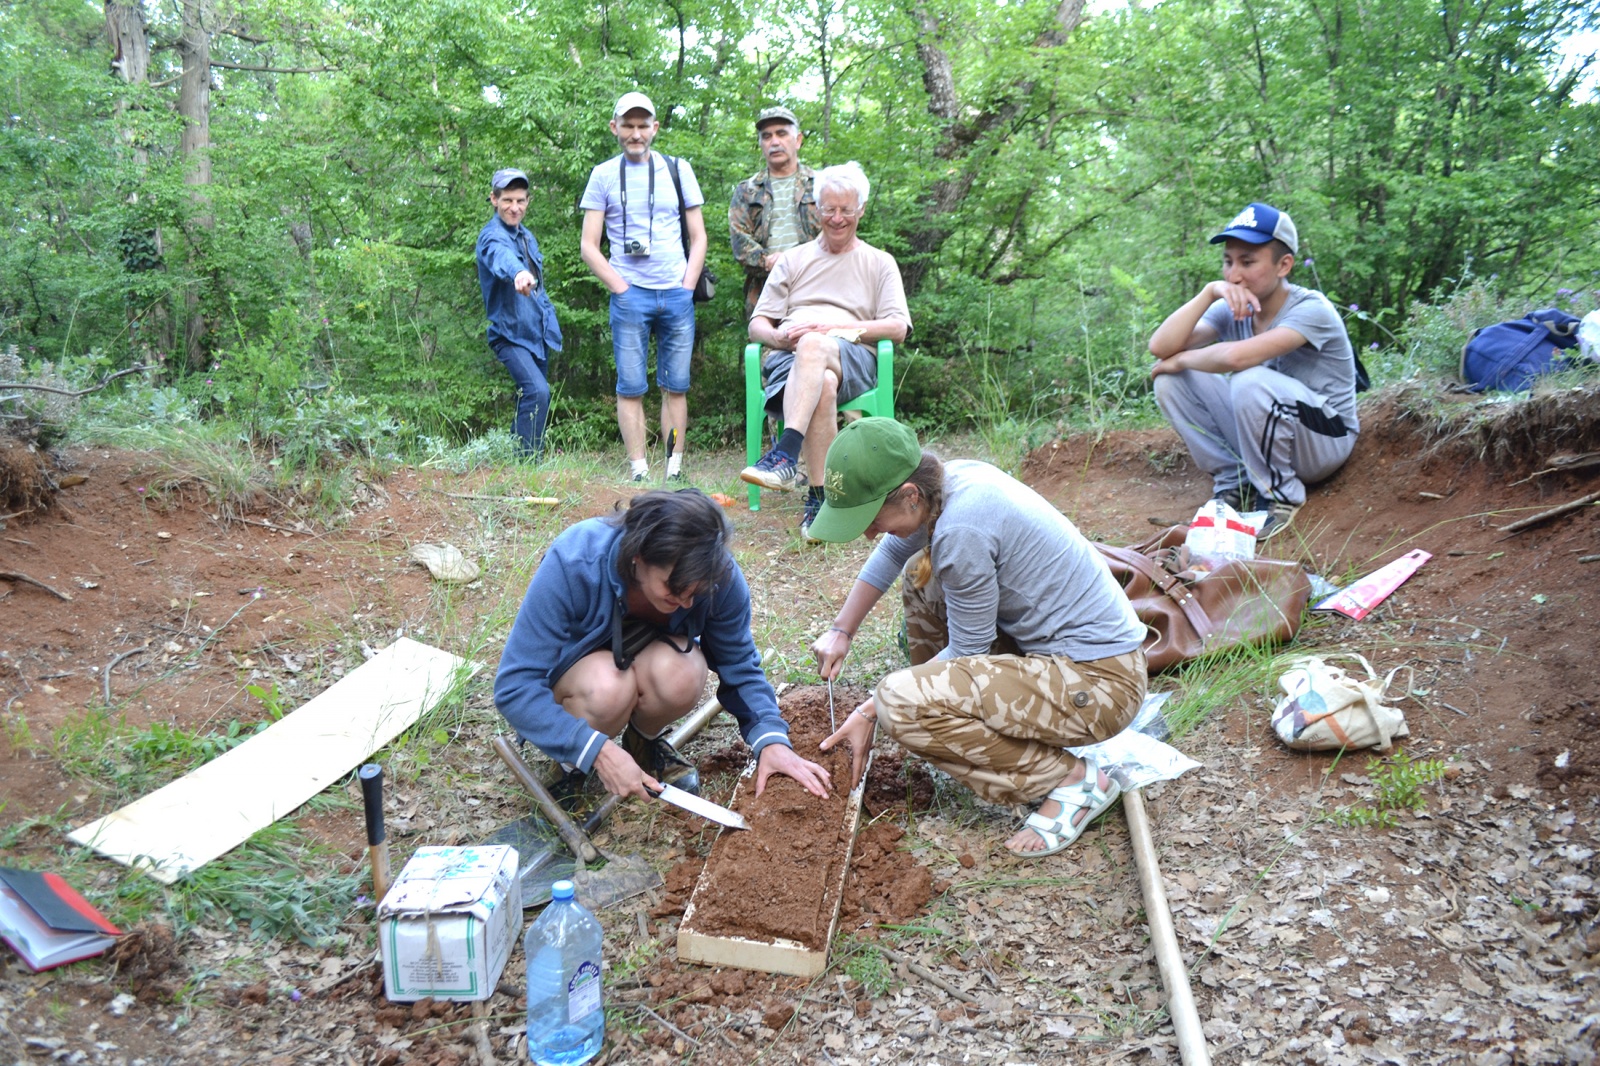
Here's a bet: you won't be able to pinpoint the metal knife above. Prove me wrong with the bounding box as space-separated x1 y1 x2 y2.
647 783 748 830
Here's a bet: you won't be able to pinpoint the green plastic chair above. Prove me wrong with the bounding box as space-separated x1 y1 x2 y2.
743 339 895 511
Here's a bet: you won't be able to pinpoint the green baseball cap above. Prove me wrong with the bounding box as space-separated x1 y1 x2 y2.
805 418 923 543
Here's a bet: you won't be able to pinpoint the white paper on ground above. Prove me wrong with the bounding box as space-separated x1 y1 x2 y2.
69 638 478 883
1069 692 1202 791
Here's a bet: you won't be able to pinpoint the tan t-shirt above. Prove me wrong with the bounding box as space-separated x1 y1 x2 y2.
752 237 912 333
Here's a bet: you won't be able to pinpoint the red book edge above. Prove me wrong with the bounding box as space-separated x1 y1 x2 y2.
40 873 121 936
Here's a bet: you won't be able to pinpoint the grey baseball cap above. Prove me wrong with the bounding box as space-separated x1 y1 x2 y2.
755 106 799 130
491 168 529 191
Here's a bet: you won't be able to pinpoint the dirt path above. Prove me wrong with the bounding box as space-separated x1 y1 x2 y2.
1 392 1596 1064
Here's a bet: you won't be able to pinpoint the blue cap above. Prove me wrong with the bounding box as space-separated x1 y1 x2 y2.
1210 202 1298 254
551 879 575 900
491 168 529 191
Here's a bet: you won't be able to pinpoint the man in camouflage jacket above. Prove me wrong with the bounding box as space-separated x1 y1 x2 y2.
729 106 821 320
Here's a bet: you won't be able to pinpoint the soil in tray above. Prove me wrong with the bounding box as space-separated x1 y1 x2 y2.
685 683 869 949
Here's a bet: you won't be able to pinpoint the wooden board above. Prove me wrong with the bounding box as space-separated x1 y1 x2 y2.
676 753 869 977
69 638 478 883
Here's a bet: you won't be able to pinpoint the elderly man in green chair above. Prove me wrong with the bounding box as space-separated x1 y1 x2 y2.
740 160 911 542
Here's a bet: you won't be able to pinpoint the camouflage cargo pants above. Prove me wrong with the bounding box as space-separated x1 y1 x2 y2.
877 551 1147 806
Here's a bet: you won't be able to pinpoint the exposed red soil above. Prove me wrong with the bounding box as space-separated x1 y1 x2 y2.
681 684 867 949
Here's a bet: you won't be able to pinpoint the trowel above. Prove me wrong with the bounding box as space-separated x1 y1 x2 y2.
492 735 661 911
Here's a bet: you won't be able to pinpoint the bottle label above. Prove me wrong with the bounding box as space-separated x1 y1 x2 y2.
568 959 601 1022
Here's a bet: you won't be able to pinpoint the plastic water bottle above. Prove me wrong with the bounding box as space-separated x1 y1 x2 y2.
524 879 604 1065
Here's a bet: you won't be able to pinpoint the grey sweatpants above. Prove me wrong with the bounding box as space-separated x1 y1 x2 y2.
1153 365 1355 506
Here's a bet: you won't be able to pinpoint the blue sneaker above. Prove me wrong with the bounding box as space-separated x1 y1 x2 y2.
800 489 825 544
740 448 802 492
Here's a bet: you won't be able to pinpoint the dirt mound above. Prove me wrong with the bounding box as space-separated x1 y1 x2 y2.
1025 385 1600 807
0 438 54 518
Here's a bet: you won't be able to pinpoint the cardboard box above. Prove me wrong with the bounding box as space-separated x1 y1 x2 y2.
378 846 520 1002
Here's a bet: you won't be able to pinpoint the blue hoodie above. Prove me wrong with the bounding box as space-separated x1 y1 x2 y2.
494 517 792 771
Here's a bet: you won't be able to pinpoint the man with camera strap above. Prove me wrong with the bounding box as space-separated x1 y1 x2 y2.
580 92 708 482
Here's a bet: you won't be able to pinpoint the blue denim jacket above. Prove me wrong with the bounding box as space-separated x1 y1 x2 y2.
476 215 564 355
494 517 792 771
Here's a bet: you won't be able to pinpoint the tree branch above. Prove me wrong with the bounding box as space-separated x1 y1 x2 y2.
209 58 336 73
0 364 152 398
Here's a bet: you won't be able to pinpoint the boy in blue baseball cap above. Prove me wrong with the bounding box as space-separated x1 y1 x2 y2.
1146 202 1359 541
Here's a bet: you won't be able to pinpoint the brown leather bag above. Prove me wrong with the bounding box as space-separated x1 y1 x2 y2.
1095 526 1313 674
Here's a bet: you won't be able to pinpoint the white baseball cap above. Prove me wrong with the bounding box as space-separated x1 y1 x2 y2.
613 92 657 118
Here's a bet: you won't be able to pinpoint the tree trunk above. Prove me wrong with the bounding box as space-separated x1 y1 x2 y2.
105 1 171 355
177 0 213 369
901 0 1087 295
105 1 149 88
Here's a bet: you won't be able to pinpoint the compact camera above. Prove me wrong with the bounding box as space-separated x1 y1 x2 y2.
622 237 651 256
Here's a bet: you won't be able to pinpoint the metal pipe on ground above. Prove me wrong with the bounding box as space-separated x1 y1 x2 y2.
666 697 723 749
1123 788 1211 1066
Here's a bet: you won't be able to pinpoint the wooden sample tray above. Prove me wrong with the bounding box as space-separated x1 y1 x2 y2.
677 751 870 977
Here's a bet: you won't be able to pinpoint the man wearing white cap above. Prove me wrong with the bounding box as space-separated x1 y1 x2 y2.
579 91 708 482
1147 201 1359 541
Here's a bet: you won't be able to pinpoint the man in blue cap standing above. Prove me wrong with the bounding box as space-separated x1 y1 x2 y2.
1147 202 1359 541
476 167 564 459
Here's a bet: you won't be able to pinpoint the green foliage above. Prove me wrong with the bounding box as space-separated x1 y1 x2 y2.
2 0 1597 442
837 938 896 999
1331 748 1449 828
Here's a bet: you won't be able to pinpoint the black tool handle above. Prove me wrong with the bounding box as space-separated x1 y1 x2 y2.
359 763 386 847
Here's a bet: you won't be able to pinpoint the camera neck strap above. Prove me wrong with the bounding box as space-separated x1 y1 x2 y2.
618 151 655 248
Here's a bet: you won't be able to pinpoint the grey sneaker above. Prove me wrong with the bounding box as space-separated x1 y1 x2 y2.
621 724 701 795
740 448 801 492
1213 484 1257 512
1256 500 1301 541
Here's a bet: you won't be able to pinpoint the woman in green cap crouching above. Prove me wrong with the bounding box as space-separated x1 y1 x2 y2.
811 417 1147 857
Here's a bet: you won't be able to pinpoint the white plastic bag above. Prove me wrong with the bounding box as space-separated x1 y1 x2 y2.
1271 654 1410 751
1184 499 1256 560
1578 310 1600 363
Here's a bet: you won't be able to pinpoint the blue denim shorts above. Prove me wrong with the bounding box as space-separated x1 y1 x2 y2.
609 285 695 397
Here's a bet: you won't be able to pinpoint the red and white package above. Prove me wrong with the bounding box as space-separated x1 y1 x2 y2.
1184 499 1257 560
1314 549 1431 620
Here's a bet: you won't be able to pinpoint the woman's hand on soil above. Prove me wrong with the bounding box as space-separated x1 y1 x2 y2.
756 743 832 799
819 699 875 792
593 740 660 800
811 628 850 680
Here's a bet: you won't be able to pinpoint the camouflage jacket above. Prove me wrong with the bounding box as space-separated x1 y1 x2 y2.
728 164 820 277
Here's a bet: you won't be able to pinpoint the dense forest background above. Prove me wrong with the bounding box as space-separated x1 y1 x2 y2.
3 0 1597 450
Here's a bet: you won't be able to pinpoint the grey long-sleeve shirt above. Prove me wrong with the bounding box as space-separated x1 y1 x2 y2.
857 460 1145 662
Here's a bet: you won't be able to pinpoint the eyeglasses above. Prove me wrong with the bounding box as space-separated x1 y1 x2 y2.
819 206 860 219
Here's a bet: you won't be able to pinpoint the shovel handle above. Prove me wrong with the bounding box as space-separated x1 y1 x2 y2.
493 735 602 865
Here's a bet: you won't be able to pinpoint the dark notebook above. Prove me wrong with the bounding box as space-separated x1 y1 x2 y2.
0 866 121 972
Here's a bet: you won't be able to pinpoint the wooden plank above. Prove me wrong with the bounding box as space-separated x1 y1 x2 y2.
677 753 869 977
69 638 478 883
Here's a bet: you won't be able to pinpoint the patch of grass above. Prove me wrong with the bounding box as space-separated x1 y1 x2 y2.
4 711 33 751
175 822 364 947
54 710 271 802
1161 645 1294 740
